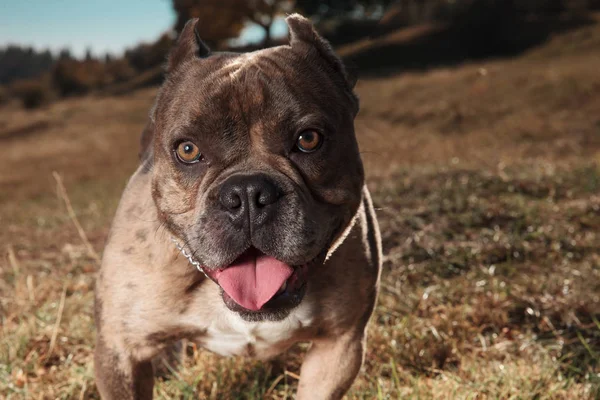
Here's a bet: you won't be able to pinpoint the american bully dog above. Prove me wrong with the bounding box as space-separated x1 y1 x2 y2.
94 13 381 399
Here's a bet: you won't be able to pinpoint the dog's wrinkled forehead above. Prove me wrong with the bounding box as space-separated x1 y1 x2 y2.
152 14 358 136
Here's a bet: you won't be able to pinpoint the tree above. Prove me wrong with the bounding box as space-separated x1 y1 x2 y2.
172 0 248 47
171 0 293 48
85 48 94 61
124 33 174 71
295 0 394 20
0 45 56 85
58 48 73 61
244 0 294 46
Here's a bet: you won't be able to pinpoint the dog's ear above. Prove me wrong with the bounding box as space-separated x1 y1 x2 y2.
167 18 211 73
286 14 357 89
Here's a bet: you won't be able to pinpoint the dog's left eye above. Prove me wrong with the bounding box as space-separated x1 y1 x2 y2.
175 141 203 164
296 130 322 153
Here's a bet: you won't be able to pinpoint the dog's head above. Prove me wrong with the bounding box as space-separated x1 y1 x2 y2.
145 14 363 320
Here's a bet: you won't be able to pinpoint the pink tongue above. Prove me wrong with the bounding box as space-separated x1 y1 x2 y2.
212 251 293 311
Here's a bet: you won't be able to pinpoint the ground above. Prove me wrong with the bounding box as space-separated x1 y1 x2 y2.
1 17 600 400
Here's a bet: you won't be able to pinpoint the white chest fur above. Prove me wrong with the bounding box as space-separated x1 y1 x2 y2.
198 299 315 359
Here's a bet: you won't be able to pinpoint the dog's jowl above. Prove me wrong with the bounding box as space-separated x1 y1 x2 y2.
94 13 381 400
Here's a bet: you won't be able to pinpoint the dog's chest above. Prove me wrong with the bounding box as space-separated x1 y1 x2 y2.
198 304 314 358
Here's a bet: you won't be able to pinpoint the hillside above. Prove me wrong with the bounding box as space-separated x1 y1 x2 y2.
1 17 599 399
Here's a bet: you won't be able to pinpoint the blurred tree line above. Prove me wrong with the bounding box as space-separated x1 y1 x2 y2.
0 46 54 85
1 0 598 109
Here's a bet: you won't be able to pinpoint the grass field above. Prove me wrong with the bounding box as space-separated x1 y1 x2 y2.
1 17 600 399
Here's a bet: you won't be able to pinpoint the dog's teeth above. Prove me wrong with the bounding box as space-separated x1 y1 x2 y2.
278 281 287 294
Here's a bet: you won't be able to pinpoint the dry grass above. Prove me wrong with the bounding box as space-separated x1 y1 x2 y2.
1 19 600 399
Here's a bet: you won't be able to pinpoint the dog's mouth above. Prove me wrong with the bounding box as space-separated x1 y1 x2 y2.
202 247 309 314
172 238 311 316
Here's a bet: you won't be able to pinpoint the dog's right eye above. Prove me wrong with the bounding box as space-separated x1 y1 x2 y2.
175 141 203 164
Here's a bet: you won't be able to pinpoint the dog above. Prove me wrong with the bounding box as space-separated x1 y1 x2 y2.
94 14 381 399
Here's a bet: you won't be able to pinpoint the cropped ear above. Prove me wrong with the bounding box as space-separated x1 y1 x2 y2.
167 18 211 73
286 13 357 89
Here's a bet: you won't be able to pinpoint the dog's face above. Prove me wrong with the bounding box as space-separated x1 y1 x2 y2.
147 15 363 320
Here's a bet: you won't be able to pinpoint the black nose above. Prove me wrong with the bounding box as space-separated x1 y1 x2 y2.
218 173 282 228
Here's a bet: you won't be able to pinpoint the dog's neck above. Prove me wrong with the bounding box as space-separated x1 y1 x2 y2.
170 236 209 279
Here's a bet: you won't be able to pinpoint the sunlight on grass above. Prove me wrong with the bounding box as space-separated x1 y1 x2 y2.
1 19 600 398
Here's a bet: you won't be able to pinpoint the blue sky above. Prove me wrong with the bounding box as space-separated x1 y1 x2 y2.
0 0 288 57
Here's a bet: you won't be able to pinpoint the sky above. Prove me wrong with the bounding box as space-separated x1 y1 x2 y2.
0 0 288 58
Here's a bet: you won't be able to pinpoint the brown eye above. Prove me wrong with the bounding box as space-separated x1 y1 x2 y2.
175 141 202 163
296 130 322 153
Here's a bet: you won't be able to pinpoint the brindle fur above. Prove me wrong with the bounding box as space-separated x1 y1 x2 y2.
95 14 381 400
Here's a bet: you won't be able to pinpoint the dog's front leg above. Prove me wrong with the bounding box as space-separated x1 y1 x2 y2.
296 330 366 400
94 335 154 400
